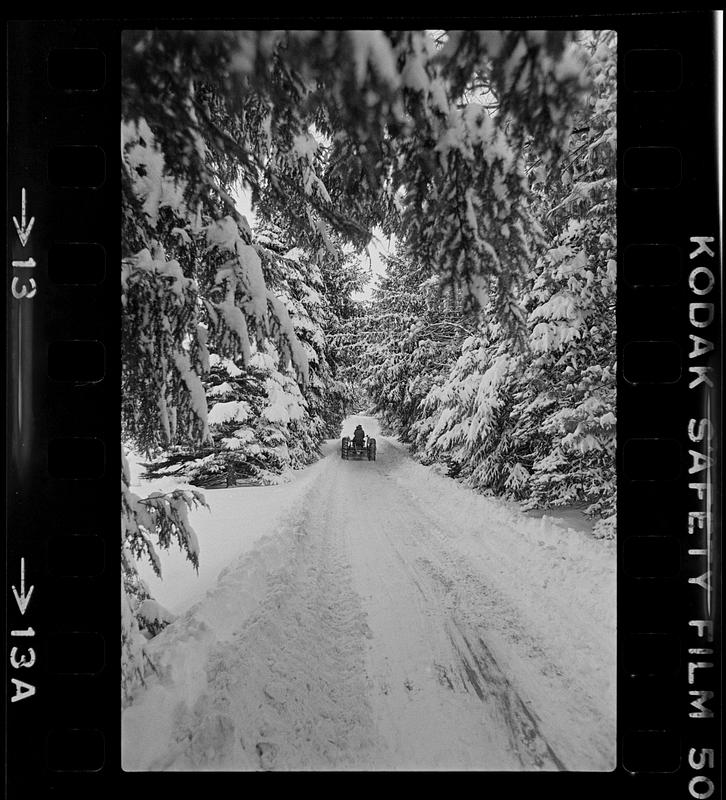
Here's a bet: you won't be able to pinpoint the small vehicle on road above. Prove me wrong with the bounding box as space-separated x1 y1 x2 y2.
341 434 377 461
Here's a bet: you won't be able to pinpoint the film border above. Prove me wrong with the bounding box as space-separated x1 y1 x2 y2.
4 12 722 796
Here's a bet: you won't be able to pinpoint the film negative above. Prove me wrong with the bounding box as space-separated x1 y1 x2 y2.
5 12 722 794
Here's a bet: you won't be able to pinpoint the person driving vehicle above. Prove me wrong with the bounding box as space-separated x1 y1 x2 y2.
353 425 365 447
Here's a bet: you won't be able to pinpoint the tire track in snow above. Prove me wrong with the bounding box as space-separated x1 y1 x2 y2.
160 467 381 770
344 457 566 769
383 457 615 769
444 624 566 770
335 423 611 770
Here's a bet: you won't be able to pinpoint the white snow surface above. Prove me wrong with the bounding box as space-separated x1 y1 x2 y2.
123 416 615 772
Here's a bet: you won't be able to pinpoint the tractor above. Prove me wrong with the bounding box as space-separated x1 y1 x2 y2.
341 434 377 461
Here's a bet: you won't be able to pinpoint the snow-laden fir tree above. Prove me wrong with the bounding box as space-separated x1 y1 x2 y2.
141 219 356 488
362 31 616 535
356 250 477 442
515 30 617 535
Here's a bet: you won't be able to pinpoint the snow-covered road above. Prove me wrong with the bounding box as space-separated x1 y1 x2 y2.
123 416 615 771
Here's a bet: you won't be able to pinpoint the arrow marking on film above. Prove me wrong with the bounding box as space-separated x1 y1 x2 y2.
12 188 35 247
12 558 34 615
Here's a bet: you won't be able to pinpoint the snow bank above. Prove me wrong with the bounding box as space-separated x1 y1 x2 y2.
125 450 326 615
380 434 616 765
122 451 377 771
387 436 614 638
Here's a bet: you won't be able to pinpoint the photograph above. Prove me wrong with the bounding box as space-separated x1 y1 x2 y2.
120 28 617 771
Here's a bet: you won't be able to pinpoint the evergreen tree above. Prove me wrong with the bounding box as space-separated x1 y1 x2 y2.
359 250 476 441
362 31 616 535
515 30 617 534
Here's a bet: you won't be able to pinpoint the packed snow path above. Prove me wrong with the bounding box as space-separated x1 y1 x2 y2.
123 416 615 771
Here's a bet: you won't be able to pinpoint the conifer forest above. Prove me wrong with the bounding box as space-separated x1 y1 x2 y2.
121 30 617 771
